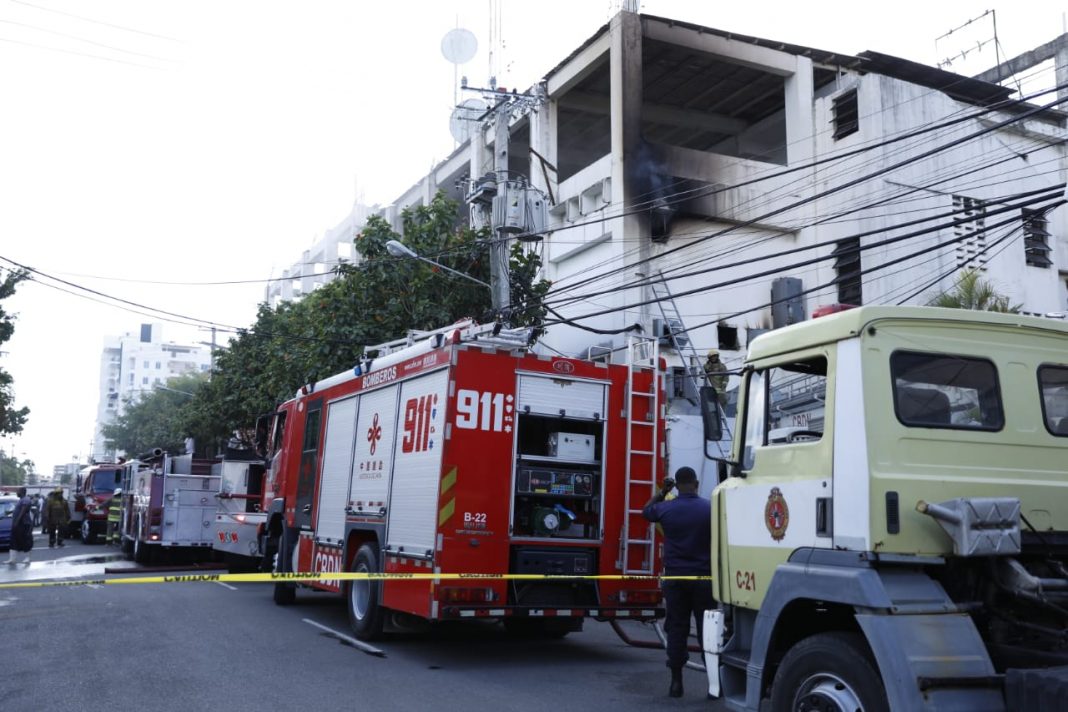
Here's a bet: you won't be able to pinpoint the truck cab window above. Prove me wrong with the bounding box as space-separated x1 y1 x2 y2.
891 351 1003 430
1038 365 1068 436
742 358 827 471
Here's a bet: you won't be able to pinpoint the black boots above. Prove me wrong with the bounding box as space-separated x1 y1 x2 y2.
669 668 683 698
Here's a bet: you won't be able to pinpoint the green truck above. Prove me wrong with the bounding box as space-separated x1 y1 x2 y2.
702 306 1068 711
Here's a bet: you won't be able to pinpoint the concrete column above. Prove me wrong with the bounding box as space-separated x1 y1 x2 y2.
610 10 644 338
784 56 814 167
1057 43 1068 102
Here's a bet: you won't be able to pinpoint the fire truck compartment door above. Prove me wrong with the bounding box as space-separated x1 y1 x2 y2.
349 384 400 516
518 374 606 420
386 369 448 557
166 477 220 543
316 395 359 544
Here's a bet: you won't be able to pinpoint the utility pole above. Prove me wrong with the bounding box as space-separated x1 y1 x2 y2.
490 102 511 317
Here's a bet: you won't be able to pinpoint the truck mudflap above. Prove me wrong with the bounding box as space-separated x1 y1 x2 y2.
1005 665 1068 711
855 613 1004 711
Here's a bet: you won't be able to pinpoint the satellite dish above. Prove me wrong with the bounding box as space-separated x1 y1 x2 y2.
449 98 487 143
441 28 478 65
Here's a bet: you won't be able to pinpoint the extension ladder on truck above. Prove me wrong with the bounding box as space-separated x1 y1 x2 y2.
619 335 660 575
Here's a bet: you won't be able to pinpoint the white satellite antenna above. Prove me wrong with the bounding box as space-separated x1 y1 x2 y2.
449 98 487 144
442 27 479 143
441 27 478 65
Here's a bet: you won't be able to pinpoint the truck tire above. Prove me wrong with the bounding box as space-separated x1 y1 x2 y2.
769 632 888 712
81 519 98 545
272 527 297 606
347 544 385 640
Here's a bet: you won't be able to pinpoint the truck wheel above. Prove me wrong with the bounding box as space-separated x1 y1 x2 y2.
272 527 297 606
81 519 98 545
770 632 888 712
347 544 385 640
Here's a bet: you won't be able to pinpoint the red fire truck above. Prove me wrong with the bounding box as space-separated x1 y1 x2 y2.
258 322 666 640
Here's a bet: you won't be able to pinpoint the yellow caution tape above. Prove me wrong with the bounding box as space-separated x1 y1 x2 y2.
0 571 714 590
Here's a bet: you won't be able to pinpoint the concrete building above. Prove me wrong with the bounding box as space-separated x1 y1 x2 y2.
91 323 212 461
267 10 1068 392
265 202 378 308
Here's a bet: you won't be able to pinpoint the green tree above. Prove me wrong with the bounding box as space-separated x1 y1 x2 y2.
928 269 1020 313
0 269 30 436
0 451 32 487
102 373 207 456
183 191 551 451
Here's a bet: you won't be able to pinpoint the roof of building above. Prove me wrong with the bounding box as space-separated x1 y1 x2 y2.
544 12 1020 112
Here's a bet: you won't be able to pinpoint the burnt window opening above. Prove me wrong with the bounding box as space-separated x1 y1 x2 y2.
953 196 988 271
832 90 859 140
1023 209 1053 268
832 238 863 305
717 323 740 351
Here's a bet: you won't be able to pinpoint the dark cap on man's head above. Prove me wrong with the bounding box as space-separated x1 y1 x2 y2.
674 467 697 485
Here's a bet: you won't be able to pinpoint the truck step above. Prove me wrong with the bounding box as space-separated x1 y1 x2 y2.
720 650 750 670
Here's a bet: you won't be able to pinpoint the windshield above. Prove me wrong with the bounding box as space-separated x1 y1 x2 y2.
91 469 123 493
0 500 16 517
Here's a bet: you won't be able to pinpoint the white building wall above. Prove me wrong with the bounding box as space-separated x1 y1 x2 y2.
91 324 212 461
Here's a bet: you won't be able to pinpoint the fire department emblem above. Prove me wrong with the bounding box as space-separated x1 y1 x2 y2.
367 413 382 455
764 487 789 541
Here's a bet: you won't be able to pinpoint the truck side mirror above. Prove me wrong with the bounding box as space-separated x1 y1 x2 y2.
700 386 723 441
254 415 269 457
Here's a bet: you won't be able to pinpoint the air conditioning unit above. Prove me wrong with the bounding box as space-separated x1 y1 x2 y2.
653 318 688 348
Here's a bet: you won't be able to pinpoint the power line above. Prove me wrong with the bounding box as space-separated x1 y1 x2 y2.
11 0 184 43
536 191 1066 331
0 33 160 69
0 18 178 62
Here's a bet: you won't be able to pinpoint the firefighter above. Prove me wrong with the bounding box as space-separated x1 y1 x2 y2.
642 467 714 698
703 349 728 394
45 486 70 548
106 488 123 546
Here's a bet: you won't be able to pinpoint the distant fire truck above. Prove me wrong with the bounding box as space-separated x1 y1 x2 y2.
120 450 221 564
258 321 666 639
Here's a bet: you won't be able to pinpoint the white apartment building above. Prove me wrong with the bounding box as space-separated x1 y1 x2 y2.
91 323 212 461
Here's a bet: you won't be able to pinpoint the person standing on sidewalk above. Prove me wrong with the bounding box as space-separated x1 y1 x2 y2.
44 487 70 548
7 487 34 564
106 488 123 546
642 466 715 698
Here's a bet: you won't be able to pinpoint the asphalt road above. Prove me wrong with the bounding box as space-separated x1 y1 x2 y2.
2 532 723 711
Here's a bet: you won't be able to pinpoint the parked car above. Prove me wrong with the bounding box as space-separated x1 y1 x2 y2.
0 495 17 550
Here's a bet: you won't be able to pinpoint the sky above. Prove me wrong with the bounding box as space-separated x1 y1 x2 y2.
0 0 1064 474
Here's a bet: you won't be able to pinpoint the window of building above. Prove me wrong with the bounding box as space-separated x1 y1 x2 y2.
128 374 134 386
142 376 148 385
891 351 1003 431
953 195 987 270
832 89 859 140
717 323 740 351
143 360 149 368
155 361 162 369
1023 209 1053 268
832 238 863 305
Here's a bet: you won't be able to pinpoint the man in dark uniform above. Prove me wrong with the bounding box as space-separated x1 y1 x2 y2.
642 466 714 698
